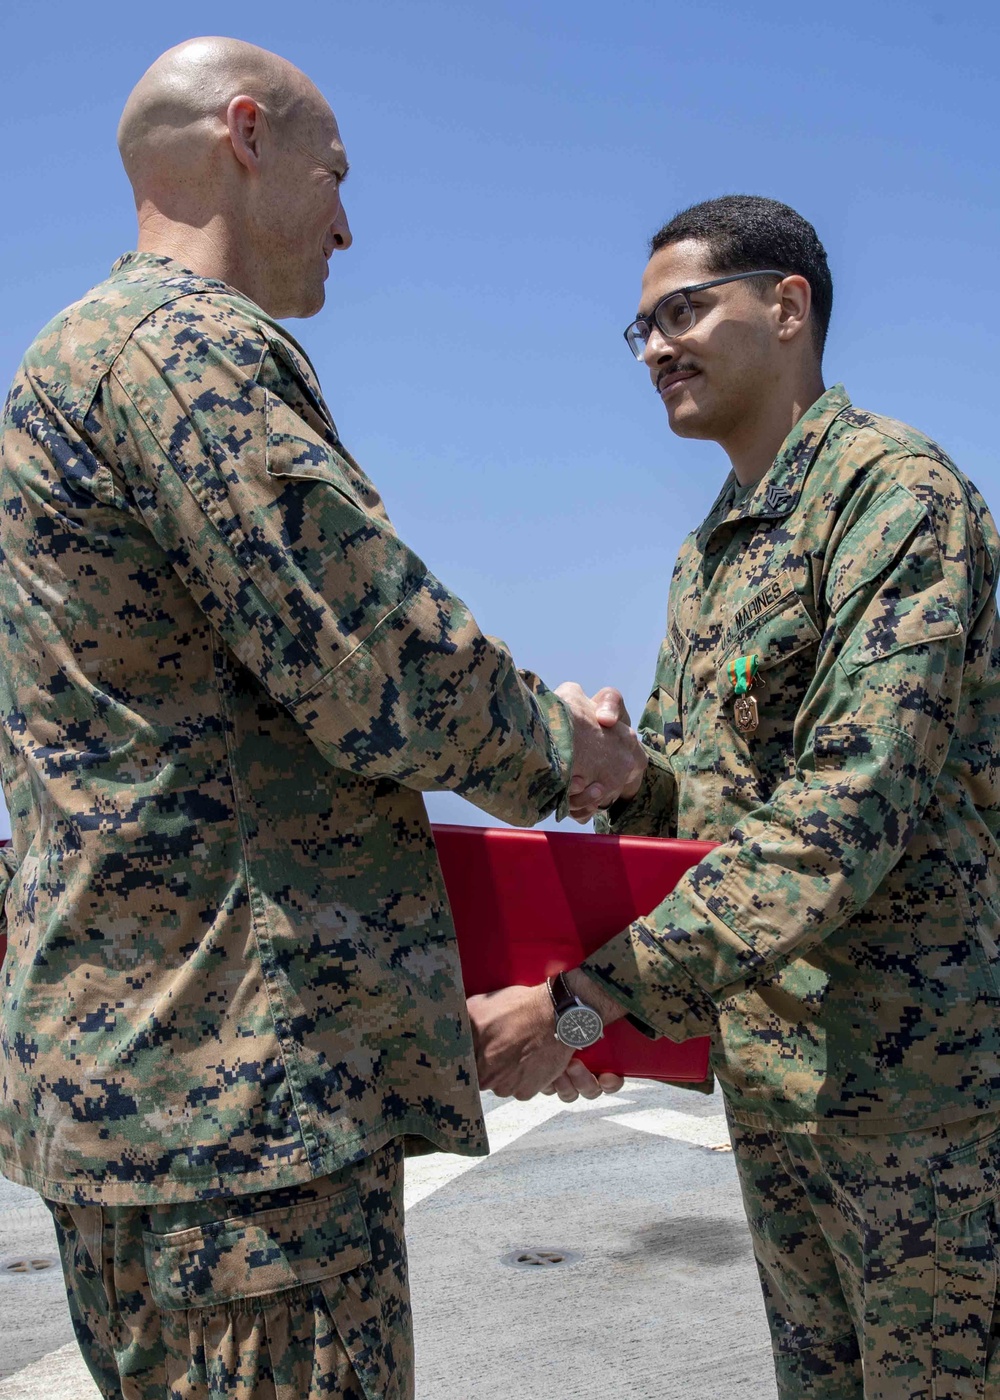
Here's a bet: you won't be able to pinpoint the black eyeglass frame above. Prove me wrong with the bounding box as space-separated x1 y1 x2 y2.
623 269 787 359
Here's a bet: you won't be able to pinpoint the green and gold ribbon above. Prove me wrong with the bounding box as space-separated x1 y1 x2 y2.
727 652 760 696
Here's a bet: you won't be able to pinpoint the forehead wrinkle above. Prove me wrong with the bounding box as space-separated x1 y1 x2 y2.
640 243 715 306
280 95 346 170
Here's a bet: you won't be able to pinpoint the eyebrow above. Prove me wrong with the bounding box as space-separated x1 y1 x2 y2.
637 281 712 319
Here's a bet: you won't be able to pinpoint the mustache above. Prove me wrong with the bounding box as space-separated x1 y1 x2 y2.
654 363 698 390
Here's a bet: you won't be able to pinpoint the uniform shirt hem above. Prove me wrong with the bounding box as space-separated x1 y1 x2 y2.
0 1112 488 1206
724 1096 1000 1138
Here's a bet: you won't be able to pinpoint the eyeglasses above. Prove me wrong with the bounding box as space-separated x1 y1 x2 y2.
623 269 787 360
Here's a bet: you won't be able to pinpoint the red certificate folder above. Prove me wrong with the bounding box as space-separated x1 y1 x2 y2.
432 825 715 1083
0 833 715 1083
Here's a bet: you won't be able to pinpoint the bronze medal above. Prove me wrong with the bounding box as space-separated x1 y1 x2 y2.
734 693 759 734
728 652 762 735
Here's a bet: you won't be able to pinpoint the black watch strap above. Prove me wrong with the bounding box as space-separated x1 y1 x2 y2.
548 971 580 1017
547 971 604 1049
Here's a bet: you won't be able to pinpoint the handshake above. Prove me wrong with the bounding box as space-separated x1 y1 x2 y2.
555 681 647 822
467 682 647 1108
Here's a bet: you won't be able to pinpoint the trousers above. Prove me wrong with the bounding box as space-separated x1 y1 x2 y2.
45 1140 411 1400
729 1107 1000 1399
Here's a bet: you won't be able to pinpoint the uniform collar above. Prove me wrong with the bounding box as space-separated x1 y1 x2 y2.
106 252 319 380
112 251 179 274
698 384 851 546
110 250 233 290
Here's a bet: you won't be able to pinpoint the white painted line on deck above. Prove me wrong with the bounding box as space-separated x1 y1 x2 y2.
606 1106 731 1150
0 1342 99 1400
404 1093 636 1209
1 1090 657 1394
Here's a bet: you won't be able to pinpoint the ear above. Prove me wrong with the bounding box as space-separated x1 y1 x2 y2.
226 95 264 174
775 274 812 344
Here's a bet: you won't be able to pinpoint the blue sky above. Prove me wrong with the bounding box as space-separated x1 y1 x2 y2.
1 0 998 836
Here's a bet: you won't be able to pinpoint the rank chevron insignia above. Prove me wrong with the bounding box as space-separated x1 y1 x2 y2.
761 484 795 512
765 483 794 513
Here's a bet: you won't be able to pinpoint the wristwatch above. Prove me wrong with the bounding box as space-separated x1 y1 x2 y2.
547 972 605 1049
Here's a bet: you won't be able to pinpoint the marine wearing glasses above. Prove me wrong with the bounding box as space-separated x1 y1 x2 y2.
623 268 786 359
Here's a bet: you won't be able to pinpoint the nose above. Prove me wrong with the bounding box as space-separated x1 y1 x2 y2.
642 324 674 372
330 201 352 252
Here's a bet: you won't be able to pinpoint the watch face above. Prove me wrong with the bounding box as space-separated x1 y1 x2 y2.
555 1005 604 1049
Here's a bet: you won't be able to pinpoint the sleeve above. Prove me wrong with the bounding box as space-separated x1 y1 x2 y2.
0 843 19 947
104 305 573 828
583 464 994 1040
595 635 683 837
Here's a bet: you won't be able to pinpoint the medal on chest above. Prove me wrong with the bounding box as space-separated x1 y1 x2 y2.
728 652 761 734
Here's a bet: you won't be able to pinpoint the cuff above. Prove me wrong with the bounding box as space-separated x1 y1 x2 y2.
581 917 720 1043
516 672 575 822
0 843 17 945
593 749 676 837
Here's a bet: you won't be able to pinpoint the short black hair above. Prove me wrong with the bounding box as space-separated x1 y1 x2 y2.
649 195 833 356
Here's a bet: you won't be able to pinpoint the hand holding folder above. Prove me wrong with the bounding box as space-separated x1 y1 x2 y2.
0 829 715 1087
432 825 715 1084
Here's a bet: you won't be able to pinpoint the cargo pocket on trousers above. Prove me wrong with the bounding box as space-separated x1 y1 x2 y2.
930 1125 1000 1399
143 1183 394 1400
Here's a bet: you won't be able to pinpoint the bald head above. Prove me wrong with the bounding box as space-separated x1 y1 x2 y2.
118 37 318 189
117 37 352 319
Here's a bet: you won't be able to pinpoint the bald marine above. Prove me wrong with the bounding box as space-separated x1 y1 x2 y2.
117 36 352 318
0 30 647 1399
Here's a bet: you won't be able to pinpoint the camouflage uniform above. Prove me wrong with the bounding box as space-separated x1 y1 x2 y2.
728 1107 1000 1399
48 1142 409 1400
0 252 575 1396
589 387 1000 1396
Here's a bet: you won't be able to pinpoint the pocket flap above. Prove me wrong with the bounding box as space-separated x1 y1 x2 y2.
653 631 686 696
718 593 820 700
265 391 379 511
927 1119 1000 1221
143 1183 371 1311
840 591 963 675
828 483 927 612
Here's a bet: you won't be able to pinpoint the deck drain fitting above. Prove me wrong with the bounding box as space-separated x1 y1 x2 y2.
5 1258 56 1273
502 1247 581 1270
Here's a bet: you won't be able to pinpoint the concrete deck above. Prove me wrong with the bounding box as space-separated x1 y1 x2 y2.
0 1080 776 1399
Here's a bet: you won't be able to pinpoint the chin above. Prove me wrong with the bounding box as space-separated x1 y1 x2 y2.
665 403 712 441
300 288 326 318
281 288 326 320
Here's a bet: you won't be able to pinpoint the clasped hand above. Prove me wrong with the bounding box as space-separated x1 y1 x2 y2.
555 682 647 822
468 981 624 1102
467 684 637 1103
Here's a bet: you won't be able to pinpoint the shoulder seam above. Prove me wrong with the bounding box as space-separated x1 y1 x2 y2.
69 287 263 419
830 420 974 508
838 406 952 465
107 289 267 376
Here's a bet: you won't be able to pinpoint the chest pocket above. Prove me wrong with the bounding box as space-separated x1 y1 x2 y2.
265 390 386 518
653 629 687 695
716 590 821 706
644 629 688 750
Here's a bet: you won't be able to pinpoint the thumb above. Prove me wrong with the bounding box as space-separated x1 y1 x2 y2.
592 686 629 728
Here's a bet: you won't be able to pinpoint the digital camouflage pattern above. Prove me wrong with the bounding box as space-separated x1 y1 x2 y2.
728 1106 1000 1399
0 252 574 1204
48 1139 410 1399
589 385 1000 1133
